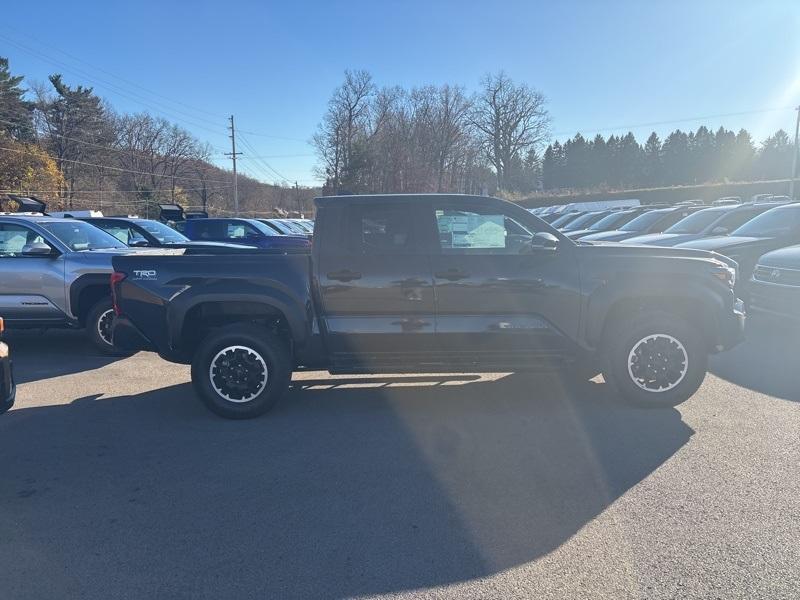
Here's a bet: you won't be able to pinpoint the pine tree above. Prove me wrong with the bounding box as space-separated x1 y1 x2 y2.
0 57 34 141
642 132 661 187
589 134 607 188
617 132 642 187
755 130 793 180
661 130 690 185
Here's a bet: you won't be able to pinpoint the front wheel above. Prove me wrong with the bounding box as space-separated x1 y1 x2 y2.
191 324 291 419
602 312 707 408
87 298 129 356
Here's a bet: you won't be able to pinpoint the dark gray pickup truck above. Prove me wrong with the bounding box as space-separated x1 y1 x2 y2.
112 194 745 418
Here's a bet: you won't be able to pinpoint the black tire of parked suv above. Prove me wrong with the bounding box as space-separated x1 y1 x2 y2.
87 297 129 356
191 323 291 419
602 311 707 408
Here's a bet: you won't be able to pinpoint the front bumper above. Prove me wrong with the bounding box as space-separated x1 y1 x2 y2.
0 343 15 413
715 298 746 352
748 280 800 321
111 316 154 352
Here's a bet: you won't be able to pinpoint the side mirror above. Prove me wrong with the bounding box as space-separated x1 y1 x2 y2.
711 226 728 235
129 239 150 247
531 231 559 249
22 242 56 257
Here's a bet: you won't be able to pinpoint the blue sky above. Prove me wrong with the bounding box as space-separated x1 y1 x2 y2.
2 0 798 185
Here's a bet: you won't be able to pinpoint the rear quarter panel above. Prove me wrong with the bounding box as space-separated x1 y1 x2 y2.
112 251 314 360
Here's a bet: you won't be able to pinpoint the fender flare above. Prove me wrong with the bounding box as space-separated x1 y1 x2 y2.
167 283 310 352
583 274 728 349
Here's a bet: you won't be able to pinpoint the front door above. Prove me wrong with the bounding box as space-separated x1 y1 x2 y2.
0 222 66 324
427 199 581 368
316 201 437 370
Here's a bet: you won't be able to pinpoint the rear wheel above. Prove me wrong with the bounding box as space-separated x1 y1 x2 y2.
191 324 291 419
602 312 707 408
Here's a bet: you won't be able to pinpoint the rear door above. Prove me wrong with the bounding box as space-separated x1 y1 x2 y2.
315 201 437 370
0 222 67 323
427 199 582 367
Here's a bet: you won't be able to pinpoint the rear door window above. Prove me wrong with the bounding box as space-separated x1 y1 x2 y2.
347 203 431 254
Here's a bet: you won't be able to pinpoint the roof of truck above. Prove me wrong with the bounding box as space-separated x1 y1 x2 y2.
315 193 503 207
0 214 74 224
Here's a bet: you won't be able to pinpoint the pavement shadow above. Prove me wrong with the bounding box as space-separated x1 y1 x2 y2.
0 373 692 599
710 315 800 402
5 329 125 384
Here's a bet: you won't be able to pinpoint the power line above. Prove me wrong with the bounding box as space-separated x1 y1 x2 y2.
0 185 231 193
230 153 317 159
551 106 798 138
1 24 227 121
237 134 290 181
0 144 233 184
0 30 311 143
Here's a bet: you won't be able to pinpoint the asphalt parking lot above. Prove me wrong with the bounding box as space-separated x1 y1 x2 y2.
0 320 798 600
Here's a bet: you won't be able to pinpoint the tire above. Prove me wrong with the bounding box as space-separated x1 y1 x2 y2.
602 311 707 408
87 297 129 356
191 324 291 419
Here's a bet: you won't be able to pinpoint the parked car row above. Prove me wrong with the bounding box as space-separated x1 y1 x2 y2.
542 198 800 320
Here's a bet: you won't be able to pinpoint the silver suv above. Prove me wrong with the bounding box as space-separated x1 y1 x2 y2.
0 215 137 353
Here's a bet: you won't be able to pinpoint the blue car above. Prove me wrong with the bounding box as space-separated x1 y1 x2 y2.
183 218 311 249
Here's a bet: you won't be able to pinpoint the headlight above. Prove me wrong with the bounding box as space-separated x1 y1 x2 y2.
712 265 736 287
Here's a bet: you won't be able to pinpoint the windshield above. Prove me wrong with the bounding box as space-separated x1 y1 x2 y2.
550 212 582 228
42 221 127 251
277 220 307 234
563 212 603 230
293 220 314 233
664 208 726 234
248 220 279 236
135 220 189 243
619 209 670 232
731 206 800 237
589 211 631 231
712 208 762 232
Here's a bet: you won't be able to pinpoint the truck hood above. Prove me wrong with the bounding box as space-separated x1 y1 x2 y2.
619 232 712 247
674 235 764 252
578 230 648 242
566 228 603 239
67 247 175 270
756 244 800 269
577 241 737 271
164 241 257 250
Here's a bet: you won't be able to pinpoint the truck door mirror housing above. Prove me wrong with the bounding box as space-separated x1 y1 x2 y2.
21 242 56 257
530 231 559 249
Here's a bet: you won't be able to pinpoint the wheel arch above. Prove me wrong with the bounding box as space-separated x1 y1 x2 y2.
585 277 727 352
70 274 112 325
174 294 305 359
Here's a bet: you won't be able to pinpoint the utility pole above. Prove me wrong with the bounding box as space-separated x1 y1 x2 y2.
790 105 800 201
294 181 301 217
225 115 243 215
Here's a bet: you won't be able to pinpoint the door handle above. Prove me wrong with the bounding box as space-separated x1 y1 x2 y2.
327 270 362 282
435 269 469 281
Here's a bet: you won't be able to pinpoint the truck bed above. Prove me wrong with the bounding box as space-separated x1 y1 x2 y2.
112 249 315 363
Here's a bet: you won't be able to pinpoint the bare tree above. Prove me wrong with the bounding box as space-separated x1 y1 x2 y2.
312 69 374 193
471 72 549 191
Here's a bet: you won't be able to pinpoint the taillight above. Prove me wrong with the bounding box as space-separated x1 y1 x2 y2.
110 271 127 315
